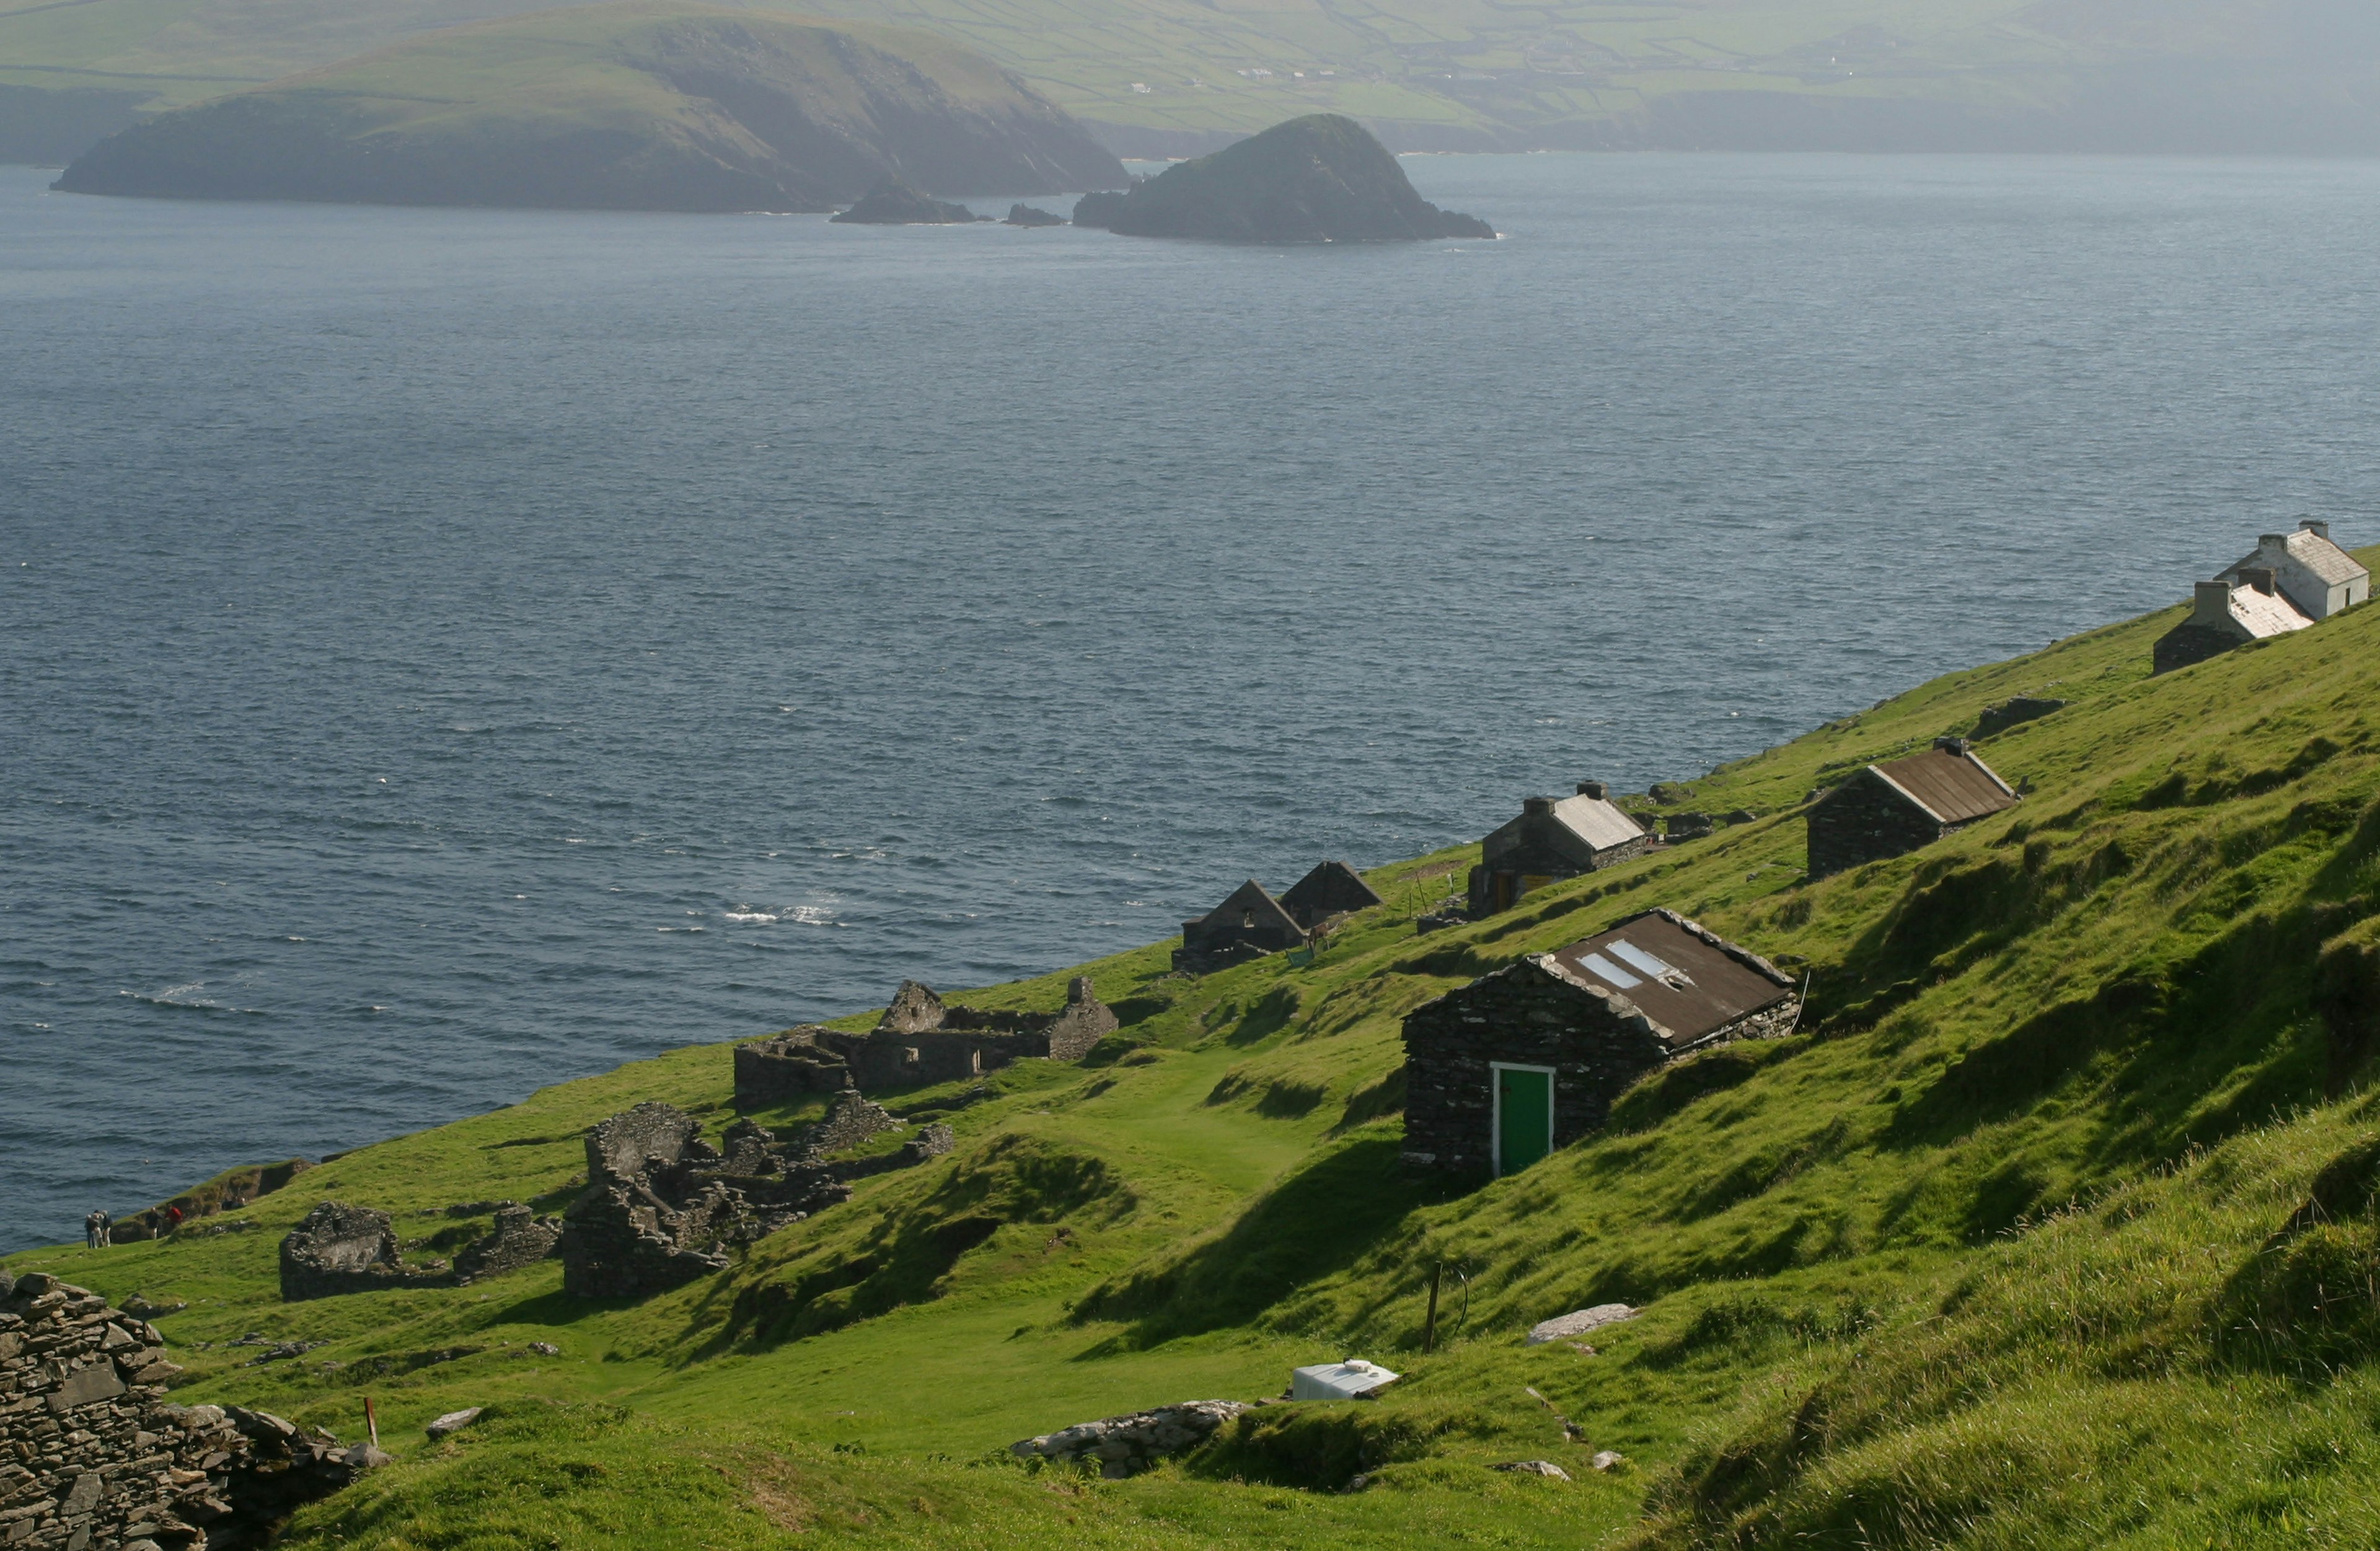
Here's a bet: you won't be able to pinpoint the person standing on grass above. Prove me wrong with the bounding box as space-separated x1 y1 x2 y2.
84 1210 103 1250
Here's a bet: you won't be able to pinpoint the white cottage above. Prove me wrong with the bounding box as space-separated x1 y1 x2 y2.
2220 521 2368 621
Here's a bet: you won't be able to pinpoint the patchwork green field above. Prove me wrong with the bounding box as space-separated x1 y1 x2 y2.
17 558 2380 1547
7 0 2378 162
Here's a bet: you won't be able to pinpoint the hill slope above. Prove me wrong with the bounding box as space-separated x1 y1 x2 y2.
15 566 2380 1547
8 0 2380 164
51 1 1126 209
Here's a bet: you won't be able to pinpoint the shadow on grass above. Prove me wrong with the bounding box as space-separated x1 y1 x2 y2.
1069 1133 1437 1351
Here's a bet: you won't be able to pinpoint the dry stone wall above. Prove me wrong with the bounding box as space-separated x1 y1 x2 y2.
278 1204 449 1303
0 1270 376 1551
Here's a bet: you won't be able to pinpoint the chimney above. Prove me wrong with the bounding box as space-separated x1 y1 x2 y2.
2237 565 2278 595
2193 578 2236 623
2301 519 2332 541
1933 736 1970 756
2259 534 2290 565
1522 796 1556 817
1576 780 1608 799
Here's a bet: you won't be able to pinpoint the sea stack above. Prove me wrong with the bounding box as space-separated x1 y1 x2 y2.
1081 114 1494 243
832 178 985 224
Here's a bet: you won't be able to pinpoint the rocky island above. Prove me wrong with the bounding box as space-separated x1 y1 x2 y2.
51 1 1127 212
831 178 986 224
1073 114 1495 243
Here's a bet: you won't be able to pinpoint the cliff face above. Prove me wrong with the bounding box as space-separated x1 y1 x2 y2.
51 1 1127 210
1095 115 1494 243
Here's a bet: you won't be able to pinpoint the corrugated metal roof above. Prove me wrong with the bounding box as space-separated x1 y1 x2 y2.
1548 910 1794 1048
2226 586 2315 639
1551 793 1644 853
1871 748 2019 826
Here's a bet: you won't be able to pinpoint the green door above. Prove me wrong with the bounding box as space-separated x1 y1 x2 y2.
1496 1066 1553 1176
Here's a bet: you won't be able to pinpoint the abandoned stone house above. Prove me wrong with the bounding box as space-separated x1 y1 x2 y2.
1805 737 2020 879
1401 909 1799 1177
1173 879 1310 973
1279 860 1384 931
2153 570 2314 673
1468 781 1652 915
735 975 1118 1102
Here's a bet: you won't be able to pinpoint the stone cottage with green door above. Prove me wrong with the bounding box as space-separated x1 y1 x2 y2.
1400 910 1800 1177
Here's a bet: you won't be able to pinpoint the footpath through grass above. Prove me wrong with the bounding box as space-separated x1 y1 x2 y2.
18 563 2380 1547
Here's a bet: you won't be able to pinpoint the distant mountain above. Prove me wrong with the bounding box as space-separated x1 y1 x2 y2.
10 0 2380 164
51 2 1127 210
1075 115 1492 242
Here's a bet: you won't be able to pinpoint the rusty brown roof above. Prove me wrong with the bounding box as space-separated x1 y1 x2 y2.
1546 910 1795 1049
1870 747 2019 825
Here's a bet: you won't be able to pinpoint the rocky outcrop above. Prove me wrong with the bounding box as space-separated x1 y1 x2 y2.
108 1159 314 1243
1004 203 1065 226
1069 187 1133 229
1092 115 1494 243
53 4 1128 212
0 1272 379 1549
831 177 985 224
279 1203 451 1302
451 1204 560 1283
1009 1400 1249 1479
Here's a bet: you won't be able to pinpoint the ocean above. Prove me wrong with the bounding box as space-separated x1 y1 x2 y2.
5 152 2378 1253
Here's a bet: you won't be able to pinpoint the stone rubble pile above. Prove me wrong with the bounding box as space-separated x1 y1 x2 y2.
0 1268 376 1551
1008 1400 1250 1480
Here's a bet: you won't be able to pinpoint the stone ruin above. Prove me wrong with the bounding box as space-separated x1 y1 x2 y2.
735 977 1117 1102
278 1203 453 1303
1009 1400 1250 1479
557 1097 955 1299
280 1198 563 1302
0 1267 381 1550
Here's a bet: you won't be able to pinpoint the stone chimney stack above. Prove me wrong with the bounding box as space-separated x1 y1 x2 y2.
1934 736 1970 756
2301 519 2332 541
2238 565 2278 595
1523 796 1555 817
1577 780 1608 799
2193 578 2236 623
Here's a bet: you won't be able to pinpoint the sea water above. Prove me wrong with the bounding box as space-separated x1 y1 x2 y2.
5 153 2378 1253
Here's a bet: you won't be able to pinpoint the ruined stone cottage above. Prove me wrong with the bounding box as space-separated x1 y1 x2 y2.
2155 521 2366 674
557 1096 951 1299
1173 881 1308 973
1279 861 1383 931
1468 781 1652 915
735 976 1117 1103
1401 909 1798 1177
1805 737 2019 879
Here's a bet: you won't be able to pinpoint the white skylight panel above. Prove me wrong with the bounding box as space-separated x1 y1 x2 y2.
1579 952 1641 988
1609 939 1683 982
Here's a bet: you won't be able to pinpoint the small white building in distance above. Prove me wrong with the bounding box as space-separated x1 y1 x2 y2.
2219 521 2368 620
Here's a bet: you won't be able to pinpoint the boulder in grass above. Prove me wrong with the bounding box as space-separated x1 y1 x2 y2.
426 1407 484 1439
1492 1459 1572 1480
1525 1304 1637 1345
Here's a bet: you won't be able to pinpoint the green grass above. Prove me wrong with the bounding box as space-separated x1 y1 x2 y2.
1 0 2346 149
17 557 2380 1545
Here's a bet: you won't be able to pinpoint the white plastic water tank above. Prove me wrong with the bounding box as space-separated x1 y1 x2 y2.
1290 1358 1399 1400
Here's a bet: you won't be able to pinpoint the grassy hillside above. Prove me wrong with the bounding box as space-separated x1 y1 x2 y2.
49 1 1126 206
9 0 2380 162
15 560 2380 1547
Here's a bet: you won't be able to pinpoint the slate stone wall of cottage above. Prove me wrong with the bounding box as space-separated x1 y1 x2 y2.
278 1204 451 1303
1805 769 1949 879
1399 960 1672 1174
0 1268 375 1551
733 1034 853 1106
451 1206 560 1283
734 979 1117 1105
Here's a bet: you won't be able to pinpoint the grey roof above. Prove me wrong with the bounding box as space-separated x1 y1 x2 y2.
2221 584 2316 639
1280 861 1383 929
1548 793 1644 852
1191 879 1303 935
2224 529 2369 589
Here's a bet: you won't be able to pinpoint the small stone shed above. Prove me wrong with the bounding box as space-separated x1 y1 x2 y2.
2153 569 2313 674
1280 860 1383 931
2220 521 2366 620
1401 909 1799 1176
736 976 1117 1101
1468 781 1652 915
1805 737 2019 879
1174 880 1309 973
